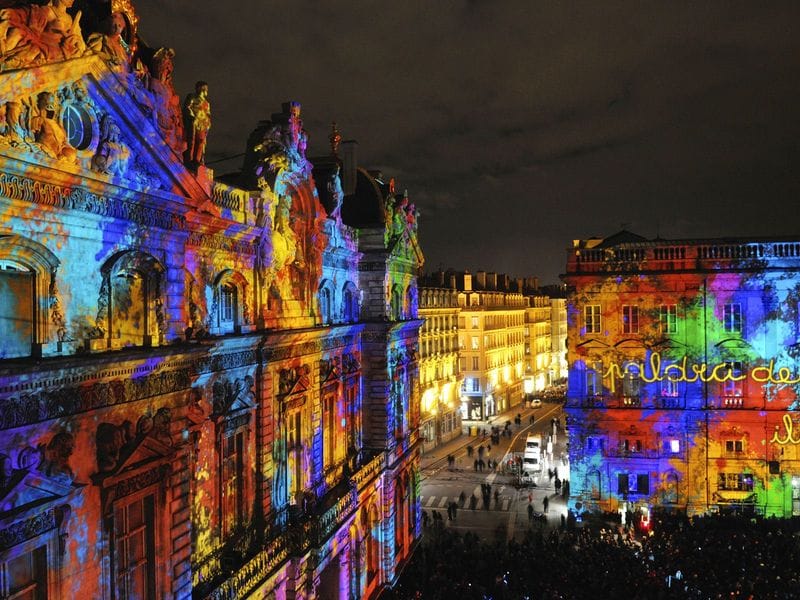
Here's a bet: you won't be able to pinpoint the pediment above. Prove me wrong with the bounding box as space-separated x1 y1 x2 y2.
0 468 81 519
0 55 216 213
115 435 174 475
388 226 424 265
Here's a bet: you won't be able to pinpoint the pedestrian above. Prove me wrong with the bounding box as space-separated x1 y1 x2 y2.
543 495 549 514
474 459 479 472
529 414 535 425
451 501 458 520
447 503 454 521
422 510 429 527
561 514 566 529
467 445 473 458
459 490 466 508
527 503 534 522
555 477 562 495
478 445 484 459
494 489 500 508
478 459 485 472
469 494 477 510
528 492 533 504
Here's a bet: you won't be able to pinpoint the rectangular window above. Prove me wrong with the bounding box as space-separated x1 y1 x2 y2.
725 439 744 454
663 439 681 453
622 371 640 399
586 369 599 396
471 378 480 393
221 286 235 322
471 316 479 329
722 361 744 397
723 303 742 333
471 336 479 350
324 394 335 468
660 304 678 334
718 472 754 491
584 305 601 334
114 493 156 600
5 545 47 600
622 305 639 334
223 431 245 535
471 356 479 371
586 436 605 453
661 376 679 397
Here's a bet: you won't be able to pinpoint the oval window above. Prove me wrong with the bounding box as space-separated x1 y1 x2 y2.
61 104 93 150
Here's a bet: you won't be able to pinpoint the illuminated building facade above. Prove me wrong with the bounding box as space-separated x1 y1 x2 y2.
525 295 553 395
549 295 568 384
564 231 800 518
0 3 422 599
417 275 463 451
453 271 526 421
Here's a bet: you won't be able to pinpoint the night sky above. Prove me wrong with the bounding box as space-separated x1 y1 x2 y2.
137 2 800 285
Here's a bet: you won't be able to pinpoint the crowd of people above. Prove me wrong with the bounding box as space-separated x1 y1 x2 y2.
385 512 800 599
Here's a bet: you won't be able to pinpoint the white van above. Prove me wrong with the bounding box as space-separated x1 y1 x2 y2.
522 454 542 475
525 434 542 453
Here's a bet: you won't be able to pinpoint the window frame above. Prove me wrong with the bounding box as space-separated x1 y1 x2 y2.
584 304 601 334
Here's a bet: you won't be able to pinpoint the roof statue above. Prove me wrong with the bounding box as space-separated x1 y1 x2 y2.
183 80 211 168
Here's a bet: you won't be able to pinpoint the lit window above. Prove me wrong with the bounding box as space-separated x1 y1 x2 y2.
471 336 479 350
584 305 601 334
622 305 639 334
472 356 479 371
670 439 680 453
661 377 679 397
723 303 742 333
722 361 744 397
471 316 479 329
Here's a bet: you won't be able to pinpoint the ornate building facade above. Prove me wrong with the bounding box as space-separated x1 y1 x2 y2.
564 231 800 520
417 274 463 452
0 3 423 599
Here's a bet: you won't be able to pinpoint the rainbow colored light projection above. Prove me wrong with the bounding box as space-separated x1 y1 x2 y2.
0 3 423 599
564 235 800 519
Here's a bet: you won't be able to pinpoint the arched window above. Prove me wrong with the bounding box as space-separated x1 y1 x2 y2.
342 282 359 323
212 270 247 334
390 285 403 321
0 235 60 359
367 504 380 581
98 251 165 348
318 281 333 324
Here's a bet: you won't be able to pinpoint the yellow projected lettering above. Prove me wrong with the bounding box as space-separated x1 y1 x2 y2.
602 353 799 393
771 414 800 445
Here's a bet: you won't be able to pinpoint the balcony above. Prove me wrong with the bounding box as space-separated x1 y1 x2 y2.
202 535 288 600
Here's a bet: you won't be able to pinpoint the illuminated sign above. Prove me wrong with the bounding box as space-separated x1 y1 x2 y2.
771 414 800 445
602 353 800 393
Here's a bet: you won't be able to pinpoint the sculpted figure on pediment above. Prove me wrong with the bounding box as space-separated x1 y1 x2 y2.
39 431 75 482
86 11 129 71
0 0 86 71
31 91 76 163
148 47 184 155
91 113 129 176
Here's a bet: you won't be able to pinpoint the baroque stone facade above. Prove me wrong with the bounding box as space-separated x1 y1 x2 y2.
0 3 423 599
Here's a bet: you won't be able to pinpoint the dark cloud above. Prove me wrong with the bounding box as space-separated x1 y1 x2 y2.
137 1 800 284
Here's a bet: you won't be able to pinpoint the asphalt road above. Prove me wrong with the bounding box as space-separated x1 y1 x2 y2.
419 403 569 542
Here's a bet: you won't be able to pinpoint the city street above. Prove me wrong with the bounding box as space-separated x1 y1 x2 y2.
419 402 569 541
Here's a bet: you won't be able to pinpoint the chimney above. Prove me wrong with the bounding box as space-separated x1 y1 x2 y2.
475 271 486 289
486 272 497 290
516 278 523 293
437 270 445 286
463 271 472 292
342 140 358 195
449 273 457 289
